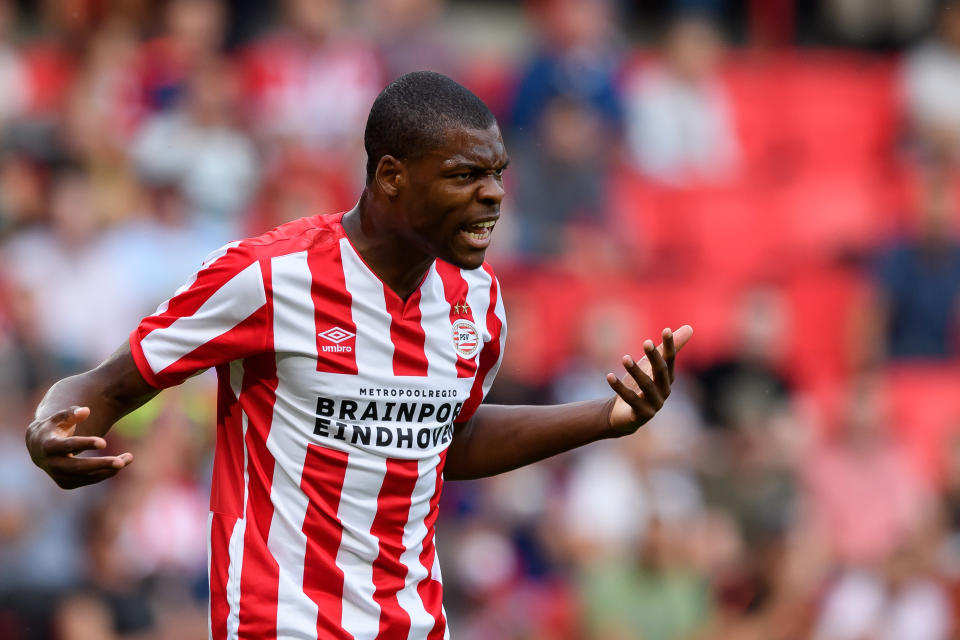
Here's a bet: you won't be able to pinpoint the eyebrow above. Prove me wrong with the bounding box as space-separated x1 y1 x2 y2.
444 158 511 171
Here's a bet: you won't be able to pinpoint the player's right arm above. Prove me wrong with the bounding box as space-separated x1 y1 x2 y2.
28 239 269 489
26 343 158 489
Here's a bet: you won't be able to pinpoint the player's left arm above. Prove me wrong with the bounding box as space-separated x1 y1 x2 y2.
445 325 693 480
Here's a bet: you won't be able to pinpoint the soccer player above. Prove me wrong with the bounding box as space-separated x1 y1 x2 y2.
26 71 692 639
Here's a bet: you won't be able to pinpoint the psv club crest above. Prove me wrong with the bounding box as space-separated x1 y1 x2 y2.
451 319 481 359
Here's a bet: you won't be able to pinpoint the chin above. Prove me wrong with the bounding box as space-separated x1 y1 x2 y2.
445 249 487 270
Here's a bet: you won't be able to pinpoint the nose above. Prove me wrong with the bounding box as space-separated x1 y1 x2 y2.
476 174 505 207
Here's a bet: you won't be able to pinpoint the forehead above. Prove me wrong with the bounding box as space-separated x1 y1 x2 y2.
425 125 508 168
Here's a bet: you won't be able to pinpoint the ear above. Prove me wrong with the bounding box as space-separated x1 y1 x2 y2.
374 155 405 198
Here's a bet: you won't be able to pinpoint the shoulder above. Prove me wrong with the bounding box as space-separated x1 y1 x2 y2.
190 214 345 284
241 213 347 259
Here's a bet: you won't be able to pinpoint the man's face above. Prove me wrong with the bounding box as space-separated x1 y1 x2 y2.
396 124 509 269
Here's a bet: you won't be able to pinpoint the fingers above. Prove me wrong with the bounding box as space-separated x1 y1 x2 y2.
638 325 693 384
671 325 694 351
48 452 131 474
43 435 107 457
643 339 671 397
603 325 692 428
606 372 656 420
48 452 134 489
53 465 125 489
625 350 665 409
662 328 676 382
27 406 134 489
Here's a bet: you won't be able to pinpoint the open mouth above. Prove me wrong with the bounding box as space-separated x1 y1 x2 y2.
462 219 496 243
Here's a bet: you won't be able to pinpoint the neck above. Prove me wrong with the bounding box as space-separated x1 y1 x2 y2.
342 190 435 300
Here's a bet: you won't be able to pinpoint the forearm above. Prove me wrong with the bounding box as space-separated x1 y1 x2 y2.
35 345 159 437
444 399 619 480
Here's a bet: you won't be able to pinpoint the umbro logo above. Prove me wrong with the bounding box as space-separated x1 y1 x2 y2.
318 327 355 353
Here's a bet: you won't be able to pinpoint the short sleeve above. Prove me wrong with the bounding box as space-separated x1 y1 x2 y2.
129 241 269 389
454 269 507 424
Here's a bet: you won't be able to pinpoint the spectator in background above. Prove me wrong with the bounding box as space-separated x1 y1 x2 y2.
622 12 739 185
244 148 356 236
812 536 952 640
903 0 960 166
870 177 960 360
1 167 131 371
0 392 92 640
508 0 622 261
64 19 143 156
510 0 622 134
137 0 227 113
804 377 930 566
131 57 259 241
822 0 935 48
240 0 382 165
0 0 27 127
510 94 611 261
363 0 457 80
692 286 793 432
54 501 157 640
0 152 45 239
578 519 710 640
59 19 144 230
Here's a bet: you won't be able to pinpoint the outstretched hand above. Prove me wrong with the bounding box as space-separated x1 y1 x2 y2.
25 406 133 489
605 325 693 435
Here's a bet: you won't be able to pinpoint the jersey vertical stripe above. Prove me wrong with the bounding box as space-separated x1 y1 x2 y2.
457 266 505 424
209 513 235 640
385 287 430 377
370 458 420 636
418 265 459 380
416 452 448 639
395 454 446 638
309 237 358 374
236 359 281 639
269 251 325 637
224 513 245 639
236 247 281 639
434 261 479 378
340 238 395 377
300 445 351 639
220 361 247 640
336 455 387 638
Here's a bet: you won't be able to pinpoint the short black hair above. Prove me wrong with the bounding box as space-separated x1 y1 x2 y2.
363 71 497 183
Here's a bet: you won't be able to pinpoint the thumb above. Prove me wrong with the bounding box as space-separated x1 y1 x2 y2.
52 406 90 434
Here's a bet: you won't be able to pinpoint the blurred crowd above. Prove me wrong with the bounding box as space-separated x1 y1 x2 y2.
3 0 960 638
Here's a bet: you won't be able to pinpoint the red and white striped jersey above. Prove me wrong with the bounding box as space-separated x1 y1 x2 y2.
129 212 506 640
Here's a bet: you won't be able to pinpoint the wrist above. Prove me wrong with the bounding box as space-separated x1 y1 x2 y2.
600 396 626 439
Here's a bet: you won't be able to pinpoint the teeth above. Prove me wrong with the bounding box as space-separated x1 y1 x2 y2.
464 220 495 242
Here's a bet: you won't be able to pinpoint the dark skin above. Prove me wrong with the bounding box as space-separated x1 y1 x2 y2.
26 122 692 488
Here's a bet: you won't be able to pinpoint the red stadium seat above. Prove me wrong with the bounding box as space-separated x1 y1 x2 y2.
771 171 893 260
881 364 960 486
723 52 900 179
782 266 871 387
